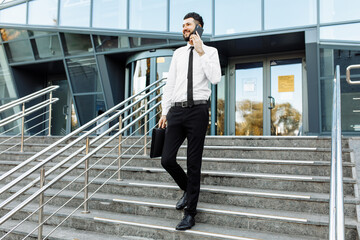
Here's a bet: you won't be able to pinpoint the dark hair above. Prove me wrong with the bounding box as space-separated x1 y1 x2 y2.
183 12 204 28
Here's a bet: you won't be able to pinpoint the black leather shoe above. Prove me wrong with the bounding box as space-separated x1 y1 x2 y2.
175 214 195 230
175 192 187 210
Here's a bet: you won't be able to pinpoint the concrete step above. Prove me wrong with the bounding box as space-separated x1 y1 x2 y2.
1 174 357 219
0 135 344 148
117 167 357 195
0 142 353 163
1 199 354 240
1 163 356 196
1 161 357 196
0 219 138 240
0 154 355 178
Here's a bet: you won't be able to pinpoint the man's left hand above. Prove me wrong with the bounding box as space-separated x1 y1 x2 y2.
190 32 205 56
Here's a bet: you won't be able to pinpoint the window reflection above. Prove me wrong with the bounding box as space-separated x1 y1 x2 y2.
156 56 171 123
74 94 105 126
61 33 93 56
320 48 360 133
66 57 102 94
215 0 261 35
264 0 316 30
1 29 28 42
59 0 90 27
92 0 127 29
4 40 34 63
32 35 62 59
130 0 167 31
0 46 20 134
129 37 167 48
28 31 56 37
0 4 26 24
320 23 360 42
320 0 360 23
93 35 129 52
170 0 212 34
131 58 151 135
28 0 58 26
235 62 263 136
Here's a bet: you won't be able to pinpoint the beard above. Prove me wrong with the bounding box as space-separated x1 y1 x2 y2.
183 29 194 42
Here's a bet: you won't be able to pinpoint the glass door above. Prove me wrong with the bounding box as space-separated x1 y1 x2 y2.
235 62 264 135
51 79 71 135
231 55 304 136
269 59 303 136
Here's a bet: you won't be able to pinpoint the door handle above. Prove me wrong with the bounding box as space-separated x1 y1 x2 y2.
63 105 69 116
268 96 275 110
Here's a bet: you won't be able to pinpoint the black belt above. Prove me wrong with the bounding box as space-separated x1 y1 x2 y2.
171 100 208 108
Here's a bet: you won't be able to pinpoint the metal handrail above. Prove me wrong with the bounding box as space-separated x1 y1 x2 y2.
328 65 345 240
0 98 58 127
0 78 166 239
0 86 59 154
0 85 59 113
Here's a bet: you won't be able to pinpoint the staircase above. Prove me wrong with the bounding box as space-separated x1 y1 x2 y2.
0 135 358 240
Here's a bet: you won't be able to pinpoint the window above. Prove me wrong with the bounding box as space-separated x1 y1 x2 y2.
29 0 58 26
0 4 26 24
129 0 167 31
320 0 360 23
59 0 90 27
265 0 316 30
320 23 360 42
215 0 261 35
170 0 212 34
92 0 127 29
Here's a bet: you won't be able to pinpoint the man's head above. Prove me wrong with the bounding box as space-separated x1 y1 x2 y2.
182 12 204 42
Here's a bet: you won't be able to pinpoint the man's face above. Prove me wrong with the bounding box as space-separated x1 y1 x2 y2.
182 18 196 42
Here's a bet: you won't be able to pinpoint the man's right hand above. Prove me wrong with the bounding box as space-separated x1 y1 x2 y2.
159 115 167 128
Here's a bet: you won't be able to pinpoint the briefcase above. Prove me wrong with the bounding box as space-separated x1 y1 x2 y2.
150 128 166 158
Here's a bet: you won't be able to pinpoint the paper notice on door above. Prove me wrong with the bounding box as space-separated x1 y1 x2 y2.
278 75 294 92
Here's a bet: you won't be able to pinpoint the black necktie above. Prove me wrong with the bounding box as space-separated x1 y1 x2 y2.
187 46 194 107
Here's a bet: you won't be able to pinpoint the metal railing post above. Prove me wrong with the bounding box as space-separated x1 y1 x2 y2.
20 103 25 152
117 116 123 181
82 137 90 213
329 65 345 240
38 167 45 240
48 91 53 136
143 98 148 156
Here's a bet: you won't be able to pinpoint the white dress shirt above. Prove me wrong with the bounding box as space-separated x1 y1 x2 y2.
161 43 221 116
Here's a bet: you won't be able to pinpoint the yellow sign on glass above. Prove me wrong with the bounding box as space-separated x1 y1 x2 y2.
157 57 165 63
278 75 294 92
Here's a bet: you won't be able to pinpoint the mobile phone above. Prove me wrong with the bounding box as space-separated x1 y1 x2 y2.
194 24 204 38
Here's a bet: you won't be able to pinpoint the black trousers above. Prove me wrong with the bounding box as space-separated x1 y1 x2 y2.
161 103 209 217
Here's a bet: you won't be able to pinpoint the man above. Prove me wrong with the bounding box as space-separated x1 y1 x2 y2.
158 12 221 230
